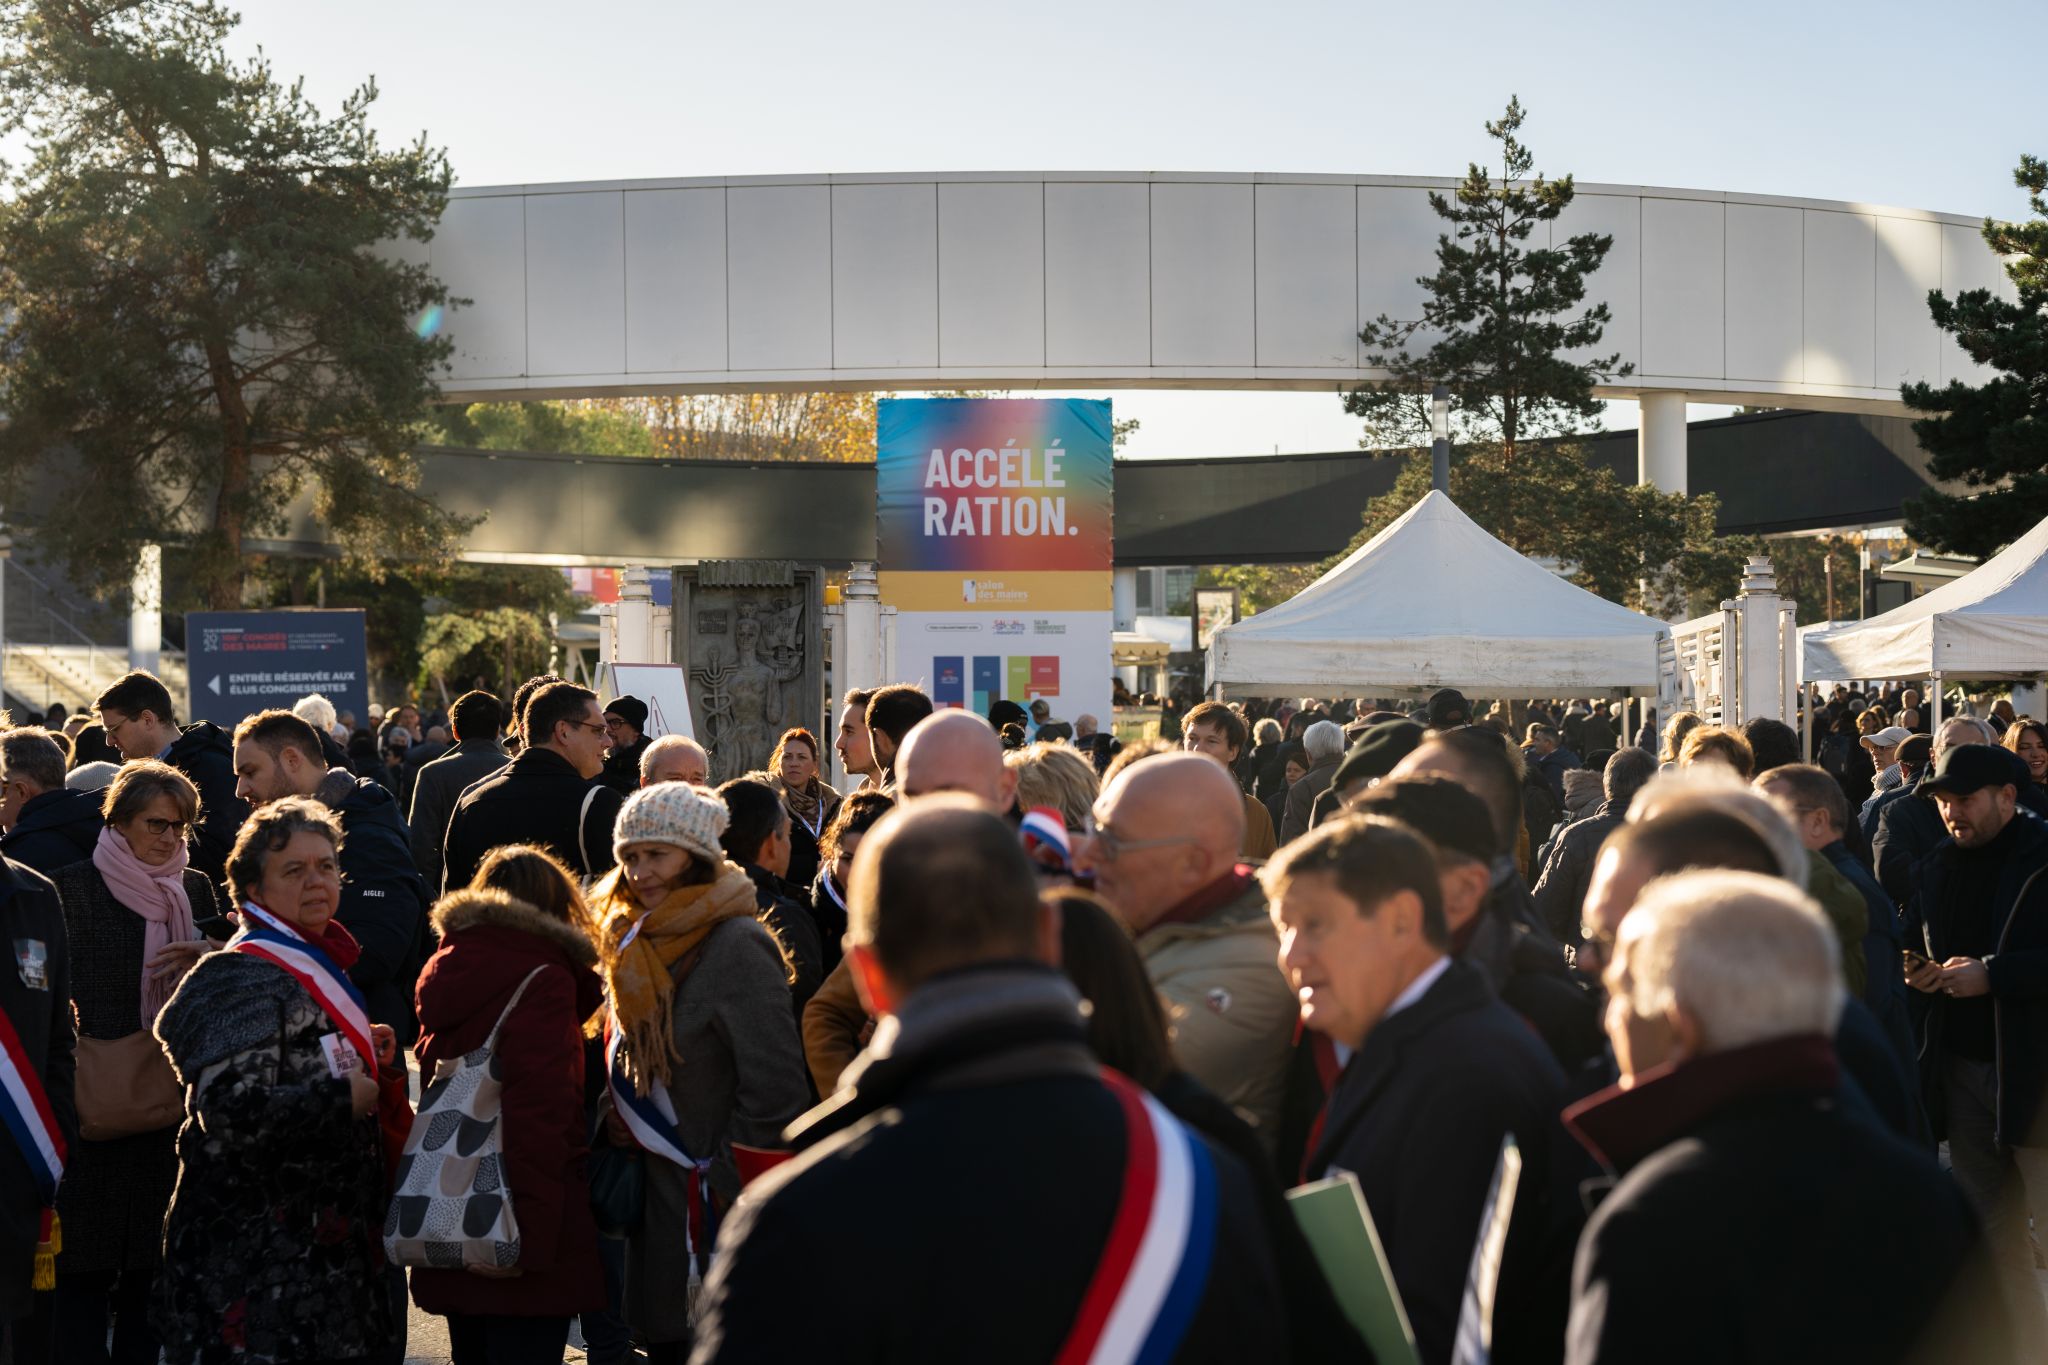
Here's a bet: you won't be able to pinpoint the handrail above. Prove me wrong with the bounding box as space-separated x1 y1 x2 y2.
3 560 111 686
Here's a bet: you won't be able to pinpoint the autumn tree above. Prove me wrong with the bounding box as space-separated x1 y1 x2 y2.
0 0 462 611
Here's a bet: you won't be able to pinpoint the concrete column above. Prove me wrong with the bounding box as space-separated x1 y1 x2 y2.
613 565 656 666
129 543 162 678
1637 393 1688 493
1113 568 1138 633
840 562 883 701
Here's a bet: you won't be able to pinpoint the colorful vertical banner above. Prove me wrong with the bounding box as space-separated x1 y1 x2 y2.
878 398 1113 725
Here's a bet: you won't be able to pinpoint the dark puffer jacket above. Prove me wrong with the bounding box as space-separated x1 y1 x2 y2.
409 891 606 1320
315 768 428 1042
1531 798 1628 944
0 787 102 878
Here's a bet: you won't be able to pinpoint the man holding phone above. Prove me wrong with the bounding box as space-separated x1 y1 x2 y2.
1901 743 2048 1353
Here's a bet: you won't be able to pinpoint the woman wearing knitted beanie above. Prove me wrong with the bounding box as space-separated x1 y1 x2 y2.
591 782 809 1363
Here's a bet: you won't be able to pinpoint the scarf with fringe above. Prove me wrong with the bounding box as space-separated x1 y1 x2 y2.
595 861 759 1095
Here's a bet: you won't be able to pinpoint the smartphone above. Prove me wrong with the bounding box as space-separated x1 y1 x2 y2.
1902 948 1931 973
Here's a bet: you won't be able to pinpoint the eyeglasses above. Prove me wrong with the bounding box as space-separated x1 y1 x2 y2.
1086 820 1197 863
141 817 191 838
572 721 609 738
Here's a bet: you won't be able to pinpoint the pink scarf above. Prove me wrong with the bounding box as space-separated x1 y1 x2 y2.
91 824 197 1022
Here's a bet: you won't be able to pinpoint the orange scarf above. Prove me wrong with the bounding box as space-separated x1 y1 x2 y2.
594 862 758 1095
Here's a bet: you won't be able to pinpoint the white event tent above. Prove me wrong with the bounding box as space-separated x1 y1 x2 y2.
1204 490 1667 699
1803 511 2048 685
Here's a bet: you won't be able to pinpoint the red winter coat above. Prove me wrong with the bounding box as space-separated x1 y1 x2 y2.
408 890 607 1319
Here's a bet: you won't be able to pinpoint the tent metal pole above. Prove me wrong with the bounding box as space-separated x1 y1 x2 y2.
1930 671 1944 730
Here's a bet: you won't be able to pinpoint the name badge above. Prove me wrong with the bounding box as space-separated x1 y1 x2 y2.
319 1032 359 1080
13 940 48 992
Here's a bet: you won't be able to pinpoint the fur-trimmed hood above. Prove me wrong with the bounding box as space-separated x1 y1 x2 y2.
430 887 598 967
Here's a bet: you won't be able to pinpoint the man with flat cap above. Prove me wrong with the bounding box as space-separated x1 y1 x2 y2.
1306 719 1426 831
600 695 652 795
1901 741 2048 1349
1424 687 1469 732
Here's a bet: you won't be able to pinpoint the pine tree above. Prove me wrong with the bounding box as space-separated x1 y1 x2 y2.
1900 154 2048 558
1344 96 1632 550
0 0 462 610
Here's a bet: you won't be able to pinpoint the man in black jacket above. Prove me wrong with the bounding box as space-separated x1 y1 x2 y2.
406 691 509 894
1901 743 2048 1353
0 729 101 877
1565 869 2003 1364
1532 747 1657 944
230 710 427 1041
598 695 652 796
442 681 622 888
1270 816 1570 1365
92 670 246 886
695 801 1289 1364
1875 717 2048 906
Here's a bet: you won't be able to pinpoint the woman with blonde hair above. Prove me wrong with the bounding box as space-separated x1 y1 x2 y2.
1004 740 1100 834
1659 709 1704 768
2004 718 2048 789
591 782 808 1362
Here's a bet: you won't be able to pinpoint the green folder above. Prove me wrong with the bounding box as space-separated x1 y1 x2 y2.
1287 1171 1421 1365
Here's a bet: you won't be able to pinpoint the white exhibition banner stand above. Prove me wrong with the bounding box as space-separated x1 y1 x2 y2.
604 662 696 739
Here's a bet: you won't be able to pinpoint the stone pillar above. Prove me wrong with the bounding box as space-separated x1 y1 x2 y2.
1637 393 1688 494
1732 555 1790 725
613 565 657 667
1113 567 1138 633
840 562 883 701
129 543 162 678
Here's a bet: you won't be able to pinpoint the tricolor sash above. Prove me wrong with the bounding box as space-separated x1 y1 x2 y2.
0 1006 63 1204
226 903 375 1069
1020 806 1075 873
1056 1070 1220 1365
604 914 717 1275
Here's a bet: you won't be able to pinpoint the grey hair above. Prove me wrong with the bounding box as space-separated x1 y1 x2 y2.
641 733 710 781
1627 768 1806 885
292 693 338 735
1935 716 1998 756
1302 719 1346 763
1616 869 1844 1052
1603 747 1659 807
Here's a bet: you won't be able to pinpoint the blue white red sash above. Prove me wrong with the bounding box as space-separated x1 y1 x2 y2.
0 1006 63 1204
1021 805 1075 874
1057 1070 1219 1365
605 914 716 1270
226 902 375 1069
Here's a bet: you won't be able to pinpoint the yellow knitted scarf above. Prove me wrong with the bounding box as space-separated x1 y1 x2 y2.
595 861 759 1096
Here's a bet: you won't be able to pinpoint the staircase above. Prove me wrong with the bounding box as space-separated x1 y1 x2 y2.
1 558 187 720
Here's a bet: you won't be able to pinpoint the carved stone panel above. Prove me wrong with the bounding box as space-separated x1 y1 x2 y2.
672 561 825 784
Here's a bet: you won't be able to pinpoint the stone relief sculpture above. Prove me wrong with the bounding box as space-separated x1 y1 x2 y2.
676 563 822 784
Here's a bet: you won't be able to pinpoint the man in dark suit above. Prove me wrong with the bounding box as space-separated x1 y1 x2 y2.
696 800 1290 1364
406 691 509 894
1268 816 1570 1365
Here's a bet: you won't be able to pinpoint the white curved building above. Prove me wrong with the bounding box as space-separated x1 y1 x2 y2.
408 172 2011 491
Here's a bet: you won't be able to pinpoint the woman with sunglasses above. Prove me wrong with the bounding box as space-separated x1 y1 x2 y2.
48 760 223 1363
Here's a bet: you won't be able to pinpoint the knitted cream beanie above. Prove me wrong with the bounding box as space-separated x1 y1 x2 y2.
613 781 729 865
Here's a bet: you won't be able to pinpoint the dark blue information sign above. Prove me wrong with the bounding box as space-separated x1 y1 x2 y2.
185 610 370 728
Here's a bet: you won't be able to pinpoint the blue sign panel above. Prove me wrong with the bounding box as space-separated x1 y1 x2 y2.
185 610 370 728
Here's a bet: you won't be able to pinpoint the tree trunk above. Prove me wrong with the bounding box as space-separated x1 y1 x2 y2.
205 334 250 611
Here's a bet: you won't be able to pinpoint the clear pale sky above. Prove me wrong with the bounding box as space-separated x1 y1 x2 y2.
228 0 2041 459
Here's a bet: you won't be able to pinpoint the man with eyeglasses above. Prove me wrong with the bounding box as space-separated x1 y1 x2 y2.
442 682 624 891
92 669 246 886
1074 751 1296 1145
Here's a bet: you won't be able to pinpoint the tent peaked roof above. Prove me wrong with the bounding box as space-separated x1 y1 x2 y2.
1206 490 1666 698
1804 512 2048 681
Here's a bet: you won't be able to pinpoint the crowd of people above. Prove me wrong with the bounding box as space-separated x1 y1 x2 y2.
0 668 2040 1362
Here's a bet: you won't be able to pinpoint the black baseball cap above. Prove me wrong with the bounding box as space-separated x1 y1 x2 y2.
1922 744 2030 798
1425 688 1470 730
1350 777 1497 865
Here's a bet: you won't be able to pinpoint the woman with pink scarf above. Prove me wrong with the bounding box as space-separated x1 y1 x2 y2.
49 760 222 1364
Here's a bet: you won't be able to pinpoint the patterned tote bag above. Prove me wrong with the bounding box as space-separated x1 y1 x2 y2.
384 965 550 1274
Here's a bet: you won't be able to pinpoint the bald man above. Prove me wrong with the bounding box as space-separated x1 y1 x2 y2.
1076 752 1296 1144
641 733 711 787
893 710 1018 811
